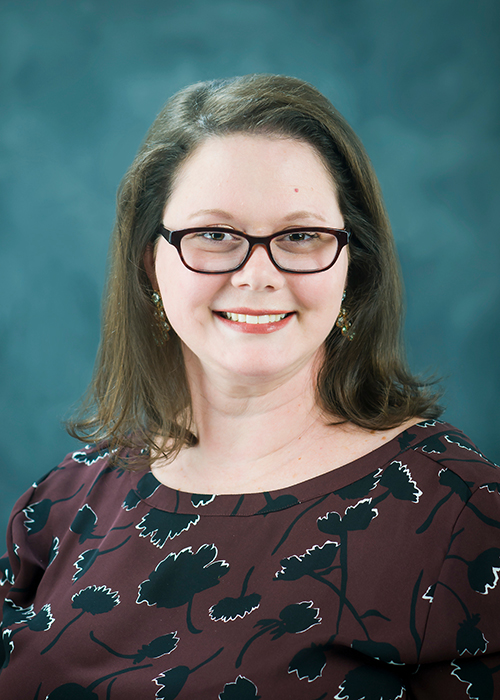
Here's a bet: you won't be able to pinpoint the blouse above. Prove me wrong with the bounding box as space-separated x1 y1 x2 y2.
1 419 500 699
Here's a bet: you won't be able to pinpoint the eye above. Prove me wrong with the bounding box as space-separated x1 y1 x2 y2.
200 231 233 241
284 231 318 242
185 229 245 253
194 227 241 242
275 230 322 247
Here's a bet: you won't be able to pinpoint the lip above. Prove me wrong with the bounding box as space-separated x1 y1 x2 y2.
213 309 295 334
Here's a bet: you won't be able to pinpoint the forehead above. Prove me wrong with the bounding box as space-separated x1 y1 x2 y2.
163 133 338 226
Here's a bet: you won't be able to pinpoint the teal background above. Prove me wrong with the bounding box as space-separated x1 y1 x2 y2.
1 0 499 540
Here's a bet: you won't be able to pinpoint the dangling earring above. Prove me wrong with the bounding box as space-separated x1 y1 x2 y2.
336 291 355 341
151 291 170 345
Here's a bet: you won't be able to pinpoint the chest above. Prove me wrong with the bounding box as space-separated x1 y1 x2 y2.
3 487 444 699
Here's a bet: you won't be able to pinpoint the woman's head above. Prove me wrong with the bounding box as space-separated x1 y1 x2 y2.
121 74 394 327
146 132 349 386
69 74 440 455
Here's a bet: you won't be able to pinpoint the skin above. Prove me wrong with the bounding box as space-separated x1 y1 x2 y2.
145 134 419 494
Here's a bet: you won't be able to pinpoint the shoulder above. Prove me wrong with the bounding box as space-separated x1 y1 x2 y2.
389 420 500 543
8 443 142 537
31 442 122 498
397 419 498 489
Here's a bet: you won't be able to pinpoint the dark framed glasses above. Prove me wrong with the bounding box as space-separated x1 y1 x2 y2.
157 225 350 274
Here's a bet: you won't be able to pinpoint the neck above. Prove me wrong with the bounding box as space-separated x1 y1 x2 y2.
151 348 421 494
157 348 334 492
198 376 320 452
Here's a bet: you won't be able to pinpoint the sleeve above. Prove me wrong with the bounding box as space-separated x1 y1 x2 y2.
0 483 46 622
1 445 117 625
408 483 500 699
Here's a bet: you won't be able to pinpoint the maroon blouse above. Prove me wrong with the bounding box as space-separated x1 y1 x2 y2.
1 420 500 699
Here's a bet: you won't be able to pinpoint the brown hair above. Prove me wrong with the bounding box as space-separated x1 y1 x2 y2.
68 74 441 459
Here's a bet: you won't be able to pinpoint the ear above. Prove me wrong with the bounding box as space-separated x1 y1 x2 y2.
144 243 159 289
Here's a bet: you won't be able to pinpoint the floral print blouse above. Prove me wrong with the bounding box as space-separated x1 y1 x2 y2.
1 419 500 699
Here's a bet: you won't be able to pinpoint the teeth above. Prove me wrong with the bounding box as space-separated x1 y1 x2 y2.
222 312 287 323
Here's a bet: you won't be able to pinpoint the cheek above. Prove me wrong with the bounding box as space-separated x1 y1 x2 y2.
157 266 227 326
293 267 346 314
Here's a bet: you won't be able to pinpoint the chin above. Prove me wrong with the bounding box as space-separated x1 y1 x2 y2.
228 362 286 380
225 355 314 385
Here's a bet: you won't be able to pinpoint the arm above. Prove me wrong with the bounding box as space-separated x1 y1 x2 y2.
409 483 500 699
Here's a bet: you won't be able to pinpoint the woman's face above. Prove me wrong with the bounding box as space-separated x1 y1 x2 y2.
149 133 348 386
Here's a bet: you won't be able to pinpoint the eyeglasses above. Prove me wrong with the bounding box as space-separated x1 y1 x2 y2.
157 225 350 274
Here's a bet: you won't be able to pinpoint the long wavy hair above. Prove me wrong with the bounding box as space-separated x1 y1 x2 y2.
67 74 441 461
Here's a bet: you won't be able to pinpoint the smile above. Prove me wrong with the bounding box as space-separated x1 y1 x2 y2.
219 312 289 324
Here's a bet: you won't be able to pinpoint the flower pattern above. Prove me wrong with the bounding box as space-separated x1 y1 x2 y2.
0 421 499 698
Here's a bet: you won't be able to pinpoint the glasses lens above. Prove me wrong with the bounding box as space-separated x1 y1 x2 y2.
270 230 339 272
180 231 249 272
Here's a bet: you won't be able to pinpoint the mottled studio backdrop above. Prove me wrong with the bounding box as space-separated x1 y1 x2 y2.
1 0 499 540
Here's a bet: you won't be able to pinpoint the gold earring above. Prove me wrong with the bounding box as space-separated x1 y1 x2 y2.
336 292 355 341
151 291 170 345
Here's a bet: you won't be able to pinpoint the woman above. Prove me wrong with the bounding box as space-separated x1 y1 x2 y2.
1 75 499 699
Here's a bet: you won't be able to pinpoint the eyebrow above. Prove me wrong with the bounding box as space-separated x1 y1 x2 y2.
188 209 237 221
282 210 328 223
188 209 328 223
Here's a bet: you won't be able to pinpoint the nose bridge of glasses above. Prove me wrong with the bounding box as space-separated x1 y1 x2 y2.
243 235 279 269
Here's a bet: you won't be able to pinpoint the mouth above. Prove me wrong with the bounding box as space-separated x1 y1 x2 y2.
216 311 292 324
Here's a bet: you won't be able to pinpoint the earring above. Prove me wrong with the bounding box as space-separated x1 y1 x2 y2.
336 292 355 341
151 291 170 345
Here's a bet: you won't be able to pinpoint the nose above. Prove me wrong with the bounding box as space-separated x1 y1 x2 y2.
230 243 285 291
